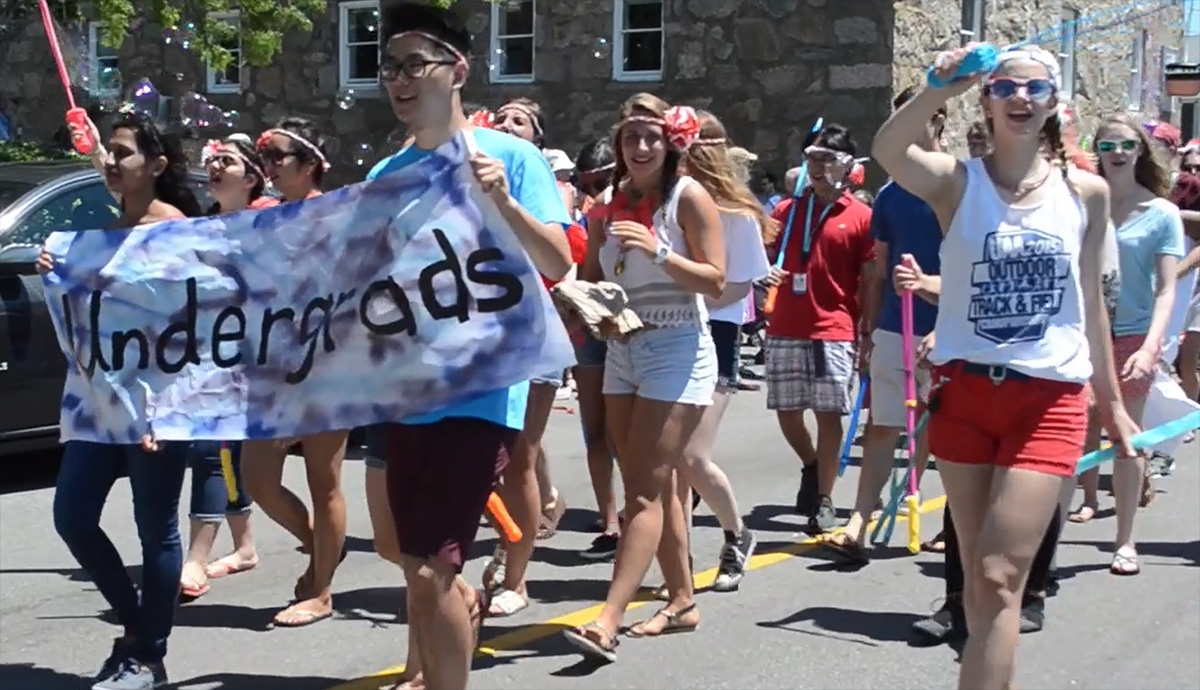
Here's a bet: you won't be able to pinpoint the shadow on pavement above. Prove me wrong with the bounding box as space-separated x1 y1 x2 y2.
0 662 88 690
526 576 612 606
757 605 922 644
176 670 348 689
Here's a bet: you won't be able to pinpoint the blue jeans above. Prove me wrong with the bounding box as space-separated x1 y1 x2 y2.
52 441 188 664
188 441 251 521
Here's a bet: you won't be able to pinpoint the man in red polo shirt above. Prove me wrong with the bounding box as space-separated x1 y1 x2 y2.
764 123 874 534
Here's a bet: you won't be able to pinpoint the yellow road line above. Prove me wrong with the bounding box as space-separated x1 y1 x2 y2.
327 494 948 690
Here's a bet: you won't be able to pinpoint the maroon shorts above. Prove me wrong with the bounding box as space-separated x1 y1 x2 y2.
384 417 516 572
929 361 1087 478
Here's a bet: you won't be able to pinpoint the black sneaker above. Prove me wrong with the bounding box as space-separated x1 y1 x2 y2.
93 639 133 683
809 495 838 534
712 527 757 592
794 465 819 516
92 660 168 690
911 597 967 643
580 533 619 561
1019 594 1045 633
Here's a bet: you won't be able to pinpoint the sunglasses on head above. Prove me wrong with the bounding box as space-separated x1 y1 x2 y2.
259 147 295 164
985 78 1056 102
1180 163 1199 174
1096 139 1139 153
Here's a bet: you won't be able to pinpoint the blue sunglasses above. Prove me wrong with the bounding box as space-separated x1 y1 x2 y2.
985 78 1056 102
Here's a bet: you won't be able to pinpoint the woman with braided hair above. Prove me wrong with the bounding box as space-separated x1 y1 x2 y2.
873 43 1140 689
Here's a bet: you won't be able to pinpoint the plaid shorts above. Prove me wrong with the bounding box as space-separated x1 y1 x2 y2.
765 336 858 414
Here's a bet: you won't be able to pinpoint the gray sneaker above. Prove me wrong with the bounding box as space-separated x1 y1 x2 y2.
92 660 167 690
810 495 838 534
712 528 757 592
1148 452 1176 478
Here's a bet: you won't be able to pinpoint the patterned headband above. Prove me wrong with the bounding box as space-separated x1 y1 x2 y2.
392 30 467 64
993 44 1063 91
619 106 702 151
202 139 267 181
256 128 331 171
577 162 615 175
693 136 727 147
496 103 544 136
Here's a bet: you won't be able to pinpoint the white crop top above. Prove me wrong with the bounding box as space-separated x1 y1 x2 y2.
930 158 1093 384
598 176 708 328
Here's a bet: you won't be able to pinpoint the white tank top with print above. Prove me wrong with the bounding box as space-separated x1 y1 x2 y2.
599 176 708 328
929 158 1092 383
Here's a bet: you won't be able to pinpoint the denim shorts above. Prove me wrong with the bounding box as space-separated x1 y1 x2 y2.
603 323 717 405
362 424 390 470
710 319 742 389
574 330 608 368
532 369 565 387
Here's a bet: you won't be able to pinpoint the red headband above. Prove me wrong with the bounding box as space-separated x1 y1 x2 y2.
620 105 701 151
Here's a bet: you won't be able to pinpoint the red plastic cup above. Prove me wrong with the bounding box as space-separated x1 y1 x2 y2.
66 107 95 155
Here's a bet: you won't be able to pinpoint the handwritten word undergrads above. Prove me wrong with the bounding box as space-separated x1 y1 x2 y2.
61 228 523 385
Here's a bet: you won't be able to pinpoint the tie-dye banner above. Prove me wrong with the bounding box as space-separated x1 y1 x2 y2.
41 132 575 444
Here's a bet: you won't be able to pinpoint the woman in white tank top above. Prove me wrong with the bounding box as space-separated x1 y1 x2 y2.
872 44 1140 690
665 110 772 593
563 93 726 661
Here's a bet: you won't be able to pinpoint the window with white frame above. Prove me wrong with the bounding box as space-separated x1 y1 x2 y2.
489 0 535 83
612 0 663 82
1127 30 1147 111
87 22 121 99
1058 8 1079 99
206 11 242 94
339 0 380 89
960 0 985 46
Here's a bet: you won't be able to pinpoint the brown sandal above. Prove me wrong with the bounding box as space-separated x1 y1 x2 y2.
627 603 700 638
920 530 946 553
563 621 619 662
537 497 567 540
821 532 870 564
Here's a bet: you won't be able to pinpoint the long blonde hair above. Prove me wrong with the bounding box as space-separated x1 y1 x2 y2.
684 110 780 244
1093 114 1172 198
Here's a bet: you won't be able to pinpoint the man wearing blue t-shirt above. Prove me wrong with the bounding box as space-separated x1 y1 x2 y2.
368 3 572 688
822 86 944 562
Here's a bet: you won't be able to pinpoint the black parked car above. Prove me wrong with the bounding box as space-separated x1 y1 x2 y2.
0 161 210 457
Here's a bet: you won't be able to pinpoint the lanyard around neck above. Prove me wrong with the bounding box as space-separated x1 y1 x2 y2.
800 195 836 263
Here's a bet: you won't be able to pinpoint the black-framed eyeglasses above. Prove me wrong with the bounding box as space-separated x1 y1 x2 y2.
380 55 457 82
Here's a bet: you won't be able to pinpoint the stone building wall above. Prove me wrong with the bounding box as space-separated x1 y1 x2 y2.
892 0 1186 156
0 0 1186 189
1 0 897 187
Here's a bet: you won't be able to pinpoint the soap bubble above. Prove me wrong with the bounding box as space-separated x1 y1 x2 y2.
591 37 611 60
351 142 375 167
335 88 357 110
98 65 122 97
222 110 241 128
180 91 221 128
488 47 505 74
164 22 197 50
127 78 160 117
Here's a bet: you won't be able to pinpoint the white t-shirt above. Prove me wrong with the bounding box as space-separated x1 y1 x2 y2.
707 209 770 323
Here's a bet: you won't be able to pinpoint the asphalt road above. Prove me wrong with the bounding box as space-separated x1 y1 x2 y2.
1 384 1198 690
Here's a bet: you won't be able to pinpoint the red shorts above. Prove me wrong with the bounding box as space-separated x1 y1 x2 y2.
1112 334 1156 400
928 362 1087 478
384 418 516 572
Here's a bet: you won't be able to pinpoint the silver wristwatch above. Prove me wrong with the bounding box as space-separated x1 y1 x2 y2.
652 242 670 265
